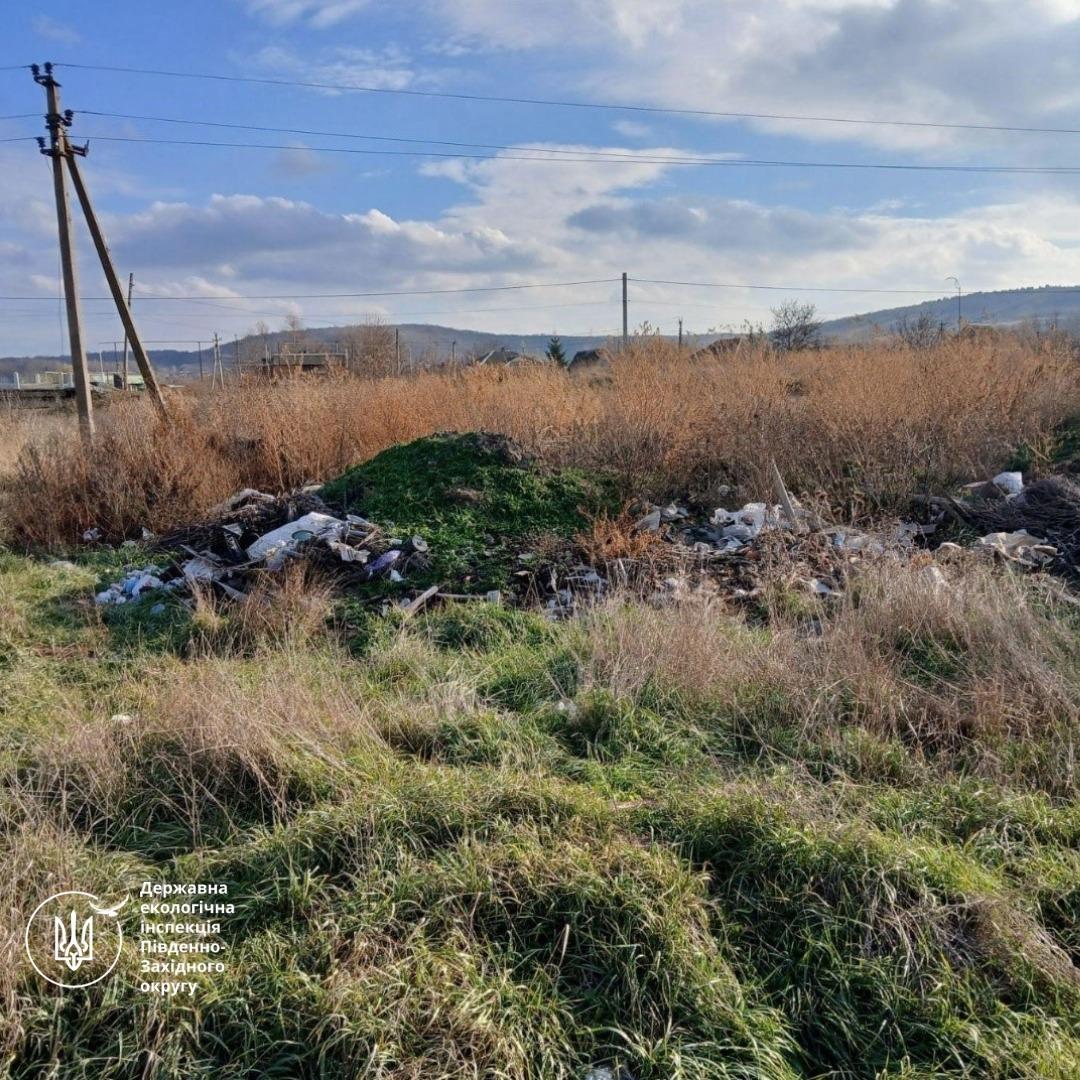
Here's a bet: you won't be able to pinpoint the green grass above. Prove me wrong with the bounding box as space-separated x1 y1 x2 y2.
2 546 1079 1079
320 432 618 595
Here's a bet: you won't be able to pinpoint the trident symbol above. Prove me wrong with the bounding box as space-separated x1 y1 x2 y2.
54 909 94 972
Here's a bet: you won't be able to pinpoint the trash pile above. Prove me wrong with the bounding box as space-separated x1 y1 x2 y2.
90 439 1078 619
95 487 434 608
921 470 1078 575
619 466 1079 610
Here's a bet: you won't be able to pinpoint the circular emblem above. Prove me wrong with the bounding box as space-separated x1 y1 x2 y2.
24 890 125 989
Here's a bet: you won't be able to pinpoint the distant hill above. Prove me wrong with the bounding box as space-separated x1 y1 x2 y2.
820 285 1080 341
8 287 1075 378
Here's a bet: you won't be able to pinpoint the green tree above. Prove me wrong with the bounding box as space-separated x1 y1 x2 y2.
545 336 567 365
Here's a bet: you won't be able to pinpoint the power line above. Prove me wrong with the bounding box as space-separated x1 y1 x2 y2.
635 276 948 295
52 61 1080 137
74 132 1080 175
79 109 753 162
0 278 620 302
75 109 1080 174
0 113 38 121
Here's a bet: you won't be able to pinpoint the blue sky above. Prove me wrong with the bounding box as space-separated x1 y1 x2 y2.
3 0 1080 355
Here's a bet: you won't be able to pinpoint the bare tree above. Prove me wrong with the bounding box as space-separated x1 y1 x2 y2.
893 312 945 350
283 314 312 354
769 300 822 352
342 316 400 377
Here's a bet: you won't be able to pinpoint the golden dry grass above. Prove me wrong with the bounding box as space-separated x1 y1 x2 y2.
2 332 1078 545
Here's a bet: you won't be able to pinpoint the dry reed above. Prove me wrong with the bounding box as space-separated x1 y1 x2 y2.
3 333 1077 546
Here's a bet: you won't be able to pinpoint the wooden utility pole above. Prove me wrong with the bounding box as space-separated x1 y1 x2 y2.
33 63 94 444
121 272 133 390
677 317 683 350
621 271 629 350
197 341 204 381
395 327 400 373
64 153 168 418
212 333 222 388
234 334 241 381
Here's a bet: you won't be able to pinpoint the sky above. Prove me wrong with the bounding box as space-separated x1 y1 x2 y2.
3 0 1080 357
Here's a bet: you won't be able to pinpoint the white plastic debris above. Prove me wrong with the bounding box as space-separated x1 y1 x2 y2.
660 503 688 522
935 542 965 557
82 527 102 543
710 502 784 545
95 566 167 605
181 556 222 583
125 573 164 597
974 529 1056 565
246 511 346 561
830 530 885 555
328 540 369 564
992 471 1024 497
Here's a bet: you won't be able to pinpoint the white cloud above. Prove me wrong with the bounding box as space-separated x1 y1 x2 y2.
249 44 417 92
430 0 1080 152
242 0 372 27
8 136 1080 351
612 120 653 140
102 161 1080 334
31 14 80 44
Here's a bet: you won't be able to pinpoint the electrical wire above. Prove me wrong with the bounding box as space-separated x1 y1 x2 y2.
52 61 1080 136
79 109 752 161
0 278 620 302
76 132 1080 174
632 277 943 295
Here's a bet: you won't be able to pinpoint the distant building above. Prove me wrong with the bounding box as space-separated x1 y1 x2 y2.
89 372 147 391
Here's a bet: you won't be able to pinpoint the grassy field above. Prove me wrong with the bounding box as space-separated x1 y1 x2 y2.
1 335 1079 1078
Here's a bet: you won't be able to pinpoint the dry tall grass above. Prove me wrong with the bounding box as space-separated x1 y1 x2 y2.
3 332 1077 545
582 556 1080 792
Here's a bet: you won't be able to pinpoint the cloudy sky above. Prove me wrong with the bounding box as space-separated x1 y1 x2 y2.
3 0 1080 356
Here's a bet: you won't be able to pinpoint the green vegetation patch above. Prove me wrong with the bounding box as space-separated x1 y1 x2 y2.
4 540 1080 1078
320 432 617 593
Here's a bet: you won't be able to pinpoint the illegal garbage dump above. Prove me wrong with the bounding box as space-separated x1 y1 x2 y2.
89 432 1080 618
